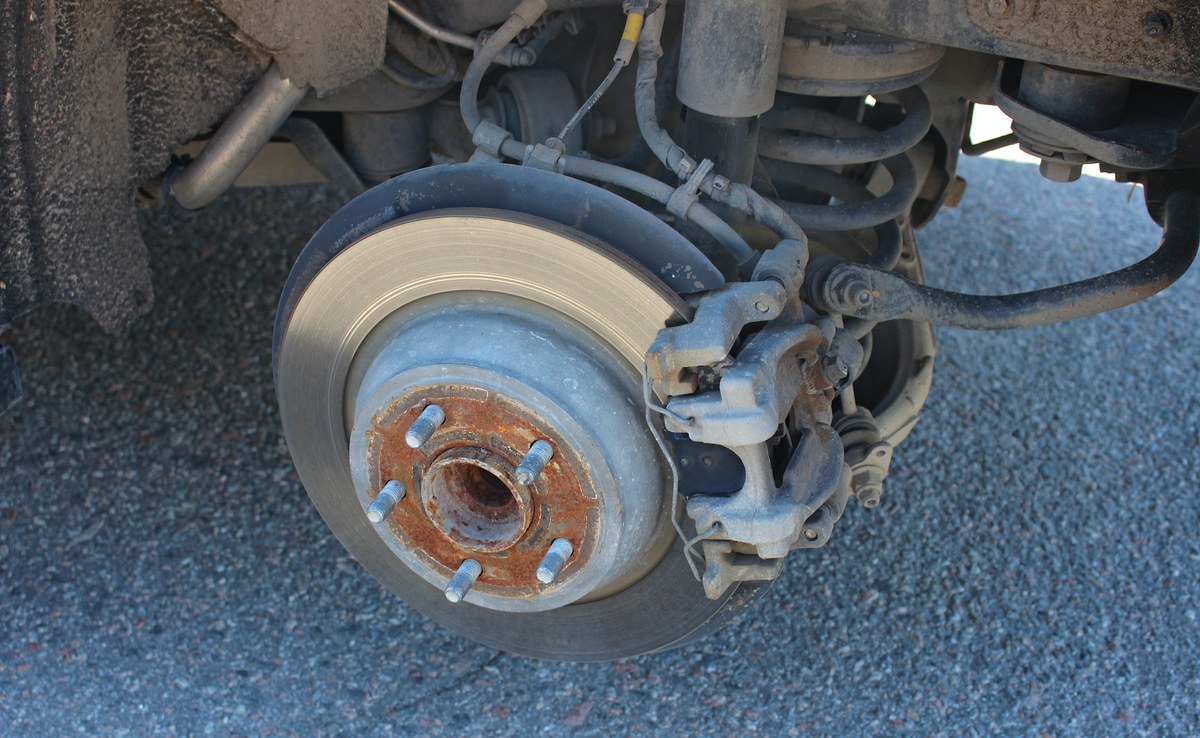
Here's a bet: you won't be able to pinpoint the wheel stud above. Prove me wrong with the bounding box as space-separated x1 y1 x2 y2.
366 480 405 523
536 538 574 584
515 440 554 485
404 404 446 448
444 559 482 603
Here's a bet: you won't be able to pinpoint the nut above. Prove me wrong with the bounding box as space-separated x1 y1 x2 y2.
1141 11 1172 38
1039 159 1083 183
985 0 1013 18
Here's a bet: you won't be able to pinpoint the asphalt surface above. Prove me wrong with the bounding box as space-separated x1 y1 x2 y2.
2 155 1198 737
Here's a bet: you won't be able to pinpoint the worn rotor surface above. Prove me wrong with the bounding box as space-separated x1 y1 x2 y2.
276 206 766 658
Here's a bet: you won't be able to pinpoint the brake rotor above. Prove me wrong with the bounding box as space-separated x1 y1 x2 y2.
276 178 765 659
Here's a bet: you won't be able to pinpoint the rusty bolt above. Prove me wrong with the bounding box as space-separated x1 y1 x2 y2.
1141 11 1172 38
985 0 1013 18
404 404 446 449
444 559 482 603
536 538 574 584
515 440 554 486
366 480 405 523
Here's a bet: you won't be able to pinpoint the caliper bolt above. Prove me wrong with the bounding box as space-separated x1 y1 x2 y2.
404 404 446 449
515 440 554 486
536 538 574 584
366 480 405 523
444 559 482 603
820 354 850 387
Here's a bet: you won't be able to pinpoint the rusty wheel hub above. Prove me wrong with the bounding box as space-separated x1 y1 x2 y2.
349 367 620 611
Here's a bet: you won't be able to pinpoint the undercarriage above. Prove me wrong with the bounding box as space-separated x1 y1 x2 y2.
2 0 1197 659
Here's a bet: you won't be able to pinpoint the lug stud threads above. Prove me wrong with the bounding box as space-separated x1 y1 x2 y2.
404 404 446 448
536 538 574 584
444 559 482 603
515 440 554 486
366 480 405 523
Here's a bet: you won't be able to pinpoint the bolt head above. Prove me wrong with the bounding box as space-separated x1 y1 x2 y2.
754 300 770 313
1142 11 1172 38
1039 159 1082 183
821 355 849 385
985 0 1013 18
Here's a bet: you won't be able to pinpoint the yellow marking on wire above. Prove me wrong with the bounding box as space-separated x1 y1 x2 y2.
621 11 645 45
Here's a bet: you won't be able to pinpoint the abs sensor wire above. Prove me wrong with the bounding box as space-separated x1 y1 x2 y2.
557 3 647 142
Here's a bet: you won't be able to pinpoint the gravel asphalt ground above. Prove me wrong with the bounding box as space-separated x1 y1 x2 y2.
2 155 1198 736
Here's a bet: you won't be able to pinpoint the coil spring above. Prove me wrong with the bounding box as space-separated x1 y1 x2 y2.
757 85 932 271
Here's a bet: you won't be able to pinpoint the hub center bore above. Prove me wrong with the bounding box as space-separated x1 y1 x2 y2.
422 447 531 552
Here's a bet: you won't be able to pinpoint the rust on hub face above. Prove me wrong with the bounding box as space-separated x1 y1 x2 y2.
361 385 600 598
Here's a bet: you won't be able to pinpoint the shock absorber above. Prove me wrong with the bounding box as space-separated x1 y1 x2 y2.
676 0 787 187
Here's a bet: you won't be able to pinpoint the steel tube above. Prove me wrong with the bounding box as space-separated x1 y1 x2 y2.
168 63 307 210
388 0 477 51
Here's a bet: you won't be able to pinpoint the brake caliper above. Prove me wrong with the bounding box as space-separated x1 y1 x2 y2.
645 239 863 599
